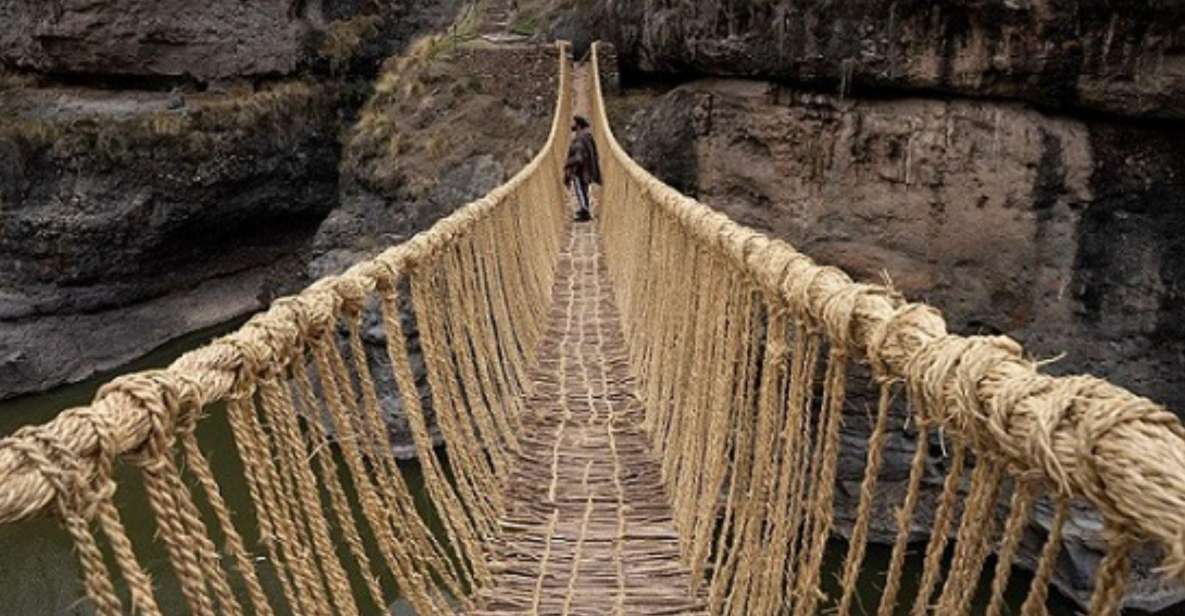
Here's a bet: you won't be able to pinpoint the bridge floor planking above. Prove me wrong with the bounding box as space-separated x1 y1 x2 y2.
472 223 707 615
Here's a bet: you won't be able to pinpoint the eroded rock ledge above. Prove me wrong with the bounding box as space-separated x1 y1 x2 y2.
605 0 1185 121
0 0 464 399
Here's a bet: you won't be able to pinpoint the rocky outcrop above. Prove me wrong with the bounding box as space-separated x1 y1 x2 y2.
613 77 1185 611
0 0 457 83
619 79 1185 413
0 0 464 400
0 0 315 82
604 0 1185 121
314 43 560 277
0 84 340 397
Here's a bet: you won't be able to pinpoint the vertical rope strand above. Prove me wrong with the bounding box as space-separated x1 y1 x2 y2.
1020 497 1069 616
836 381 897 616
909 440 968 616
876 421 930 616
985 481 1037 616
793 347 850 616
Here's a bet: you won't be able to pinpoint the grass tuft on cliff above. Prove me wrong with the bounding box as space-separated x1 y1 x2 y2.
0 67 37 91
319 14 386 75
0 82 333 164
342 10 558 203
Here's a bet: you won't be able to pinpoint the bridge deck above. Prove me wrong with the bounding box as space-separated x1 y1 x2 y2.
473 223 706 615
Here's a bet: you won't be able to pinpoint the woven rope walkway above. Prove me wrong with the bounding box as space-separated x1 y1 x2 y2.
474 222 706 615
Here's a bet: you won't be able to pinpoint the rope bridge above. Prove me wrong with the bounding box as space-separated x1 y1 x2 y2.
1 41 1184 615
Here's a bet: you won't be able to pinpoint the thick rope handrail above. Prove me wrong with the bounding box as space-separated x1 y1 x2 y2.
588 41 1185 583
0 41 574 526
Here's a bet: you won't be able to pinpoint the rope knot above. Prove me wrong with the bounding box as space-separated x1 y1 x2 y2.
216 334 272 400
281 285 341 341
335 277 369 315
242 309 303 378
2 425 100 520
903 335 973 429
983 371 1068 492
375 248 409 288
867 303 933 384
70 405 123 505
778 258 825 328
719 224 756 270
1069 378 1174 529
272 296 317 343
97 371 190 466
819 279 897 353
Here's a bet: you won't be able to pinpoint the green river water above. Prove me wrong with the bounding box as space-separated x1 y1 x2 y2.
0 322 1084 615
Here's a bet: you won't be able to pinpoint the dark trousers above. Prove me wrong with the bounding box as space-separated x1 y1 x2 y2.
573 178 591 215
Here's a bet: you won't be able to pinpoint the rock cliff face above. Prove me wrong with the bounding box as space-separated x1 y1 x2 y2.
314 43 559 277
0 84 341 396
0 0 311 81
0 0 446 83
620 80 1185 413
605 0 1185 120
0 0 461 399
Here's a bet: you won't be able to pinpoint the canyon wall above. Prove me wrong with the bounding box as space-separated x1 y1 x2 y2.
0 0 461 398
605 0 1185 120
620 80 1185 412
0 85 340 396
0 0 312 81
0 0 444 82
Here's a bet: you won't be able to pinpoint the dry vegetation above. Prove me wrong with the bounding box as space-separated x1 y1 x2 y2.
319 14 386 74
346 37 477 196
343 2 551 199
0 82 332 164
511 0 595 36
0 67 36 91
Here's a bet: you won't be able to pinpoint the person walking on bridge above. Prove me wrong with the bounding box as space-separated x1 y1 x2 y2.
564 115 601 222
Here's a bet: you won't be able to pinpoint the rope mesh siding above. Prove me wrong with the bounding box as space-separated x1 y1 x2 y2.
707 290 762 615
686 268 749 589
270 373 357 614
766 327 822 613
342 313 458 607
587 41 1185 615
1 39 1185 616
